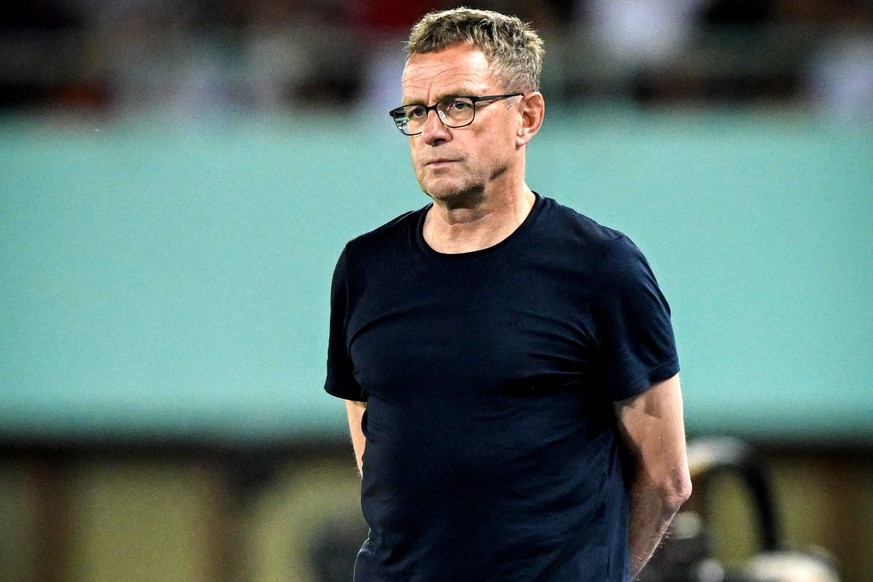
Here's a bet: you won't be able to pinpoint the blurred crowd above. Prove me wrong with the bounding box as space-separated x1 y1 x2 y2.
1 0 872 119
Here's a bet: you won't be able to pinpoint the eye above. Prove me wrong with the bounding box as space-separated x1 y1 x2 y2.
446 98 471 112
407 105 427 119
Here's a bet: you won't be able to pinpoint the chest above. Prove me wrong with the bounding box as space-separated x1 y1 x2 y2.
345 253 602 402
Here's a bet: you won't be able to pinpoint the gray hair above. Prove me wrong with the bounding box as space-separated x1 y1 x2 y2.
405 8 544 93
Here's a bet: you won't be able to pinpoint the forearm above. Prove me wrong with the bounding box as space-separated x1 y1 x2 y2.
614 375 692 579
626 476 685 579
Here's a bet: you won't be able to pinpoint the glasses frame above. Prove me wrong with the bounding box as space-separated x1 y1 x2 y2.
388 93 524 136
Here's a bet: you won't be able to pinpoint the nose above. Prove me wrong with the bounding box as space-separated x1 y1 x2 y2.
421 109 451 145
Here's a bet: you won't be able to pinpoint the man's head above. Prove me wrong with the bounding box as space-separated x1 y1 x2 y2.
398 9 546 207
405 8 544 95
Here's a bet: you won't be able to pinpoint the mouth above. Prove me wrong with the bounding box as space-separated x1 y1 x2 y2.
425 158 458 169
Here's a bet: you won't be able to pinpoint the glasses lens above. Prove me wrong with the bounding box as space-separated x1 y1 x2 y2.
390 107 411 134
391 105 426 135
437 97 475 127
389 97 477 135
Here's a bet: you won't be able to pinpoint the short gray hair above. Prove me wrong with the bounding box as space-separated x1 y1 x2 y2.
405 8 544 93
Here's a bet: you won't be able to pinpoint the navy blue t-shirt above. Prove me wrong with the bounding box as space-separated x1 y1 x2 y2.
325 194 678 582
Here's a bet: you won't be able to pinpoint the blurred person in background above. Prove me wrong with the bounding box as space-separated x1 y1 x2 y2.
806 30 873 122
325 7 691 581
354 0 436 116
583 0 707 66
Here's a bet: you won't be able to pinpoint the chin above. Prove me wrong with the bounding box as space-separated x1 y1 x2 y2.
424 184 485 209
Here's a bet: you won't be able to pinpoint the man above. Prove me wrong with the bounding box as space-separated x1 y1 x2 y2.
325 8 691 581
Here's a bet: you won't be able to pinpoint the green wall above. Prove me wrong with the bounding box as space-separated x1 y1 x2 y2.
1 111 871 442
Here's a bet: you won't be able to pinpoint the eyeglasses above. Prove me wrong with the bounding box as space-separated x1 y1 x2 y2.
388 93 523 136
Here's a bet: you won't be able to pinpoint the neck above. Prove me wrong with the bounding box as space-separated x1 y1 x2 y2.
423 185 536 254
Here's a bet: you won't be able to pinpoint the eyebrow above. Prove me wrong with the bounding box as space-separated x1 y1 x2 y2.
402 90 478 107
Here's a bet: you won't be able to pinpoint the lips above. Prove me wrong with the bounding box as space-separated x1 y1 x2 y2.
425 158 458 167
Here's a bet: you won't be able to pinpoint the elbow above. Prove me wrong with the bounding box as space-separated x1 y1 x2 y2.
664 469 693 515
631 465 693 518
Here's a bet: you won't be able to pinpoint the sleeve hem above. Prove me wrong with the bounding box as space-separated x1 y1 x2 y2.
324 381 366 402
611 360 680 402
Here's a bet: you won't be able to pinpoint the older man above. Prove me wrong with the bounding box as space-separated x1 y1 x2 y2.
325 8 691 581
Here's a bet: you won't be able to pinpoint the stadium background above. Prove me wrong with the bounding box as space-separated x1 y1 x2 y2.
1 1 872 581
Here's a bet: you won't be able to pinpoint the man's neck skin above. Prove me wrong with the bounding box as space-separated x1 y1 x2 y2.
422 184 536 254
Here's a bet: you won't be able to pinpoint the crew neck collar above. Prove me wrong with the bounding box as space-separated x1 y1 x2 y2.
414 192 545 261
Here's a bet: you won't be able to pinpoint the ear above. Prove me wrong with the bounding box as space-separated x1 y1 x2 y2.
515 92 545 147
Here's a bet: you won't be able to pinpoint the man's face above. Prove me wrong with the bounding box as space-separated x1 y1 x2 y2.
400 45 521 206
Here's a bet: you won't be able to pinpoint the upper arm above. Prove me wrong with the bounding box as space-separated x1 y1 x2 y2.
614 374 692 503
325 248 365 401
595 236 679 401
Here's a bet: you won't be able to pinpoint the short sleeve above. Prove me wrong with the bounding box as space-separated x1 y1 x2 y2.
324 247 366 401
593 235 679 401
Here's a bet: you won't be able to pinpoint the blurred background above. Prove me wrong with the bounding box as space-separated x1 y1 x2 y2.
1 0 871 581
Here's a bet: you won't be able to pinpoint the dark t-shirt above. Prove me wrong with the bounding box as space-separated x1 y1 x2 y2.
325 194 679 581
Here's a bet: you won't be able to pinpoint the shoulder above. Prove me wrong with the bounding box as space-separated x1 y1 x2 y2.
538 196 621 242
341 206 424 260
536 195 653 283
349 207 422 246
332 206 427 287
536 195 637 254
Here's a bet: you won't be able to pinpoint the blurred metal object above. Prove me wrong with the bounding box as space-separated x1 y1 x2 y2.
686 436 780 553
743 550 842 582
639 437 843 582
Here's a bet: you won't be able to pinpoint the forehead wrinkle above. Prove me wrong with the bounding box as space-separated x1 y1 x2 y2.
402 72 488 104
401 53 493 105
